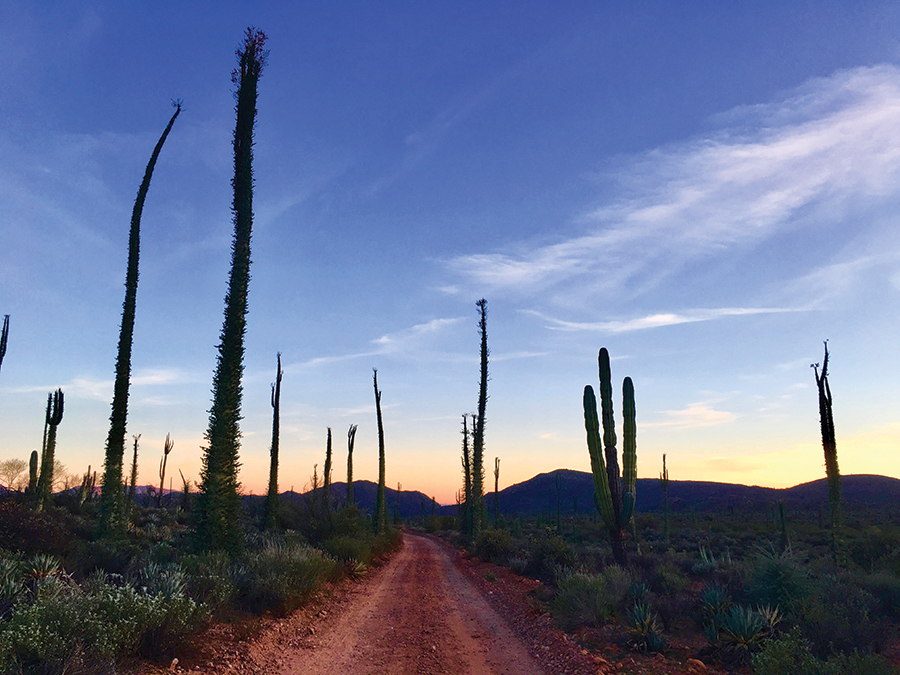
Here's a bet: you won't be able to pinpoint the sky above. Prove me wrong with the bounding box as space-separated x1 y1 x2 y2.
1 2 900 505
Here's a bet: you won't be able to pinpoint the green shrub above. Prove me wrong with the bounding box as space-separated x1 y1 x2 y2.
798 574 885 657
181 551 236 611
235 541 336 614
525 531 575 581
752 627 895 675
552 566 631 629
474 528 515 565
751 627 819 675
321 535 372 563
0 576 205 673
860 570 900 619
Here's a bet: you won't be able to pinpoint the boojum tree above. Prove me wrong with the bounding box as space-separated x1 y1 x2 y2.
813 341 841 562
373 369 387 534
470 299 489 536
583 347 637 566
197 28 268 550
264 353 282 530
0 314 9 375
99 103 181 534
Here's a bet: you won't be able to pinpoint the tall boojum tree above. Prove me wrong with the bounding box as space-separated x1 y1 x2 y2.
471 299 489 536
197 28 268 550
373 368 387 534
99 103 181 534
813 341 841 563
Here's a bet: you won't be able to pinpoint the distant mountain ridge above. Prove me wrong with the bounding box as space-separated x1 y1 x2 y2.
102 472 900 519
487 470 900 516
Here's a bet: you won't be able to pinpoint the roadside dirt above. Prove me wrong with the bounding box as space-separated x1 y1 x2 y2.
135 532 728 674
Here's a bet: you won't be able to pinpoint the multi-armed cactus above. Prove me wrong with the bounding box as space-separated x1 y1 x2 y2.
36 389 64 512
346 424 358 507
584 347 636 566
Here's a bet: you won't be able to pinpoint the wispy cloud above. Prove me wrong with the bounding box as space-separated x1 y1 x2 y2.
524 307 798 333
643 404 737 429
446 65 900 303
290 318 464 370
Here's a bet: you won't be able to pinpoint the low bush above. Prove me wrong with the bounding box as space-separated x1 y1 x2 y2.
752 627 895 675
234 541 336 615
474 528 515 565
552 566 631 629
524 531 575 582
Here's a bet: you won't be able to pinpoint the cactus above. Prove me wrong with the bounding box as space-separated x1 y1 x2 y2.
27 450 38 494
36 389 63 512
264 353 282 529
158 433 173 508
0 314 8 375
584 347 636 565
77 465 92 505
346 424 358 507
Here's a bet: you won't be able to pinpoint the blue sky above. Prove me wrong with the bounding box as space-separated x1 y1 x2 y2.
1 2 899 503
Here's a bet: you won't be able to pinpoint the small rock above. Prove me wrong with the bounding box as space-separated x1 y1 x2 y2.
686 657 708 673
308 626 316 635
169 658 179 672
593 656 609 666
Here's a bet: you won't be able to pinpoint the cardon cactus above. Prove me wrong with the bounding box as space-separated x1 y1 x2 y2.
584 347 636 565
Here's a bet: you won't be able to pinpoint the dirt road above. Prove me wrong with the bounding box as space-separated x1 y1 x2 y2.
235 531 601 675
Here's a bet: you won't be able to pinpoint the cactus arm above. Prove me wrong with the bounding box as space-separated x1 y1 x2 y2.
584 385 615 530
598 348 617 451
622 376 637 499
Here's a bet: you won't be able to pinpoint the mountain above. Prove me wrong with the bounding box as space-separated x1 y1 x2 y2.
484 470 900 516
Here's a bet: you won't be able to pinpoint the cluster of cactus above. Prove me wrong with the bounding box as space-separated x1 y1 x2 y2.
35 389 64 512
77 465 96 505
583 347 636 565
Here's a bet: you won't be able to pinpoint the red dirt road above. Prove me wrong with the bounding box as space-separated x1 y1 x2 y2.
255 532 547 674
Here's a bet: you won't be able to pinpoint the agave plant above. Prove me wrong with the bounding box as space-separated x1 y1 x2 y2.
701 584 732 620
626 602 666 652
718 605 766 651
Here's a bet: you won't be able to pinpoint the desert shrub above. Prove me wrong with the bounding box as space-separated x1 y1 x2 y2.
474 528 515 565
234 541 336 614
181 551 236 611
321 535 372 563
525 531 575 582
424 515 456 532
859 570 900 619
0 575 205 674
552 566 631 629
751 626 820 675
649 561 689 596
798 573 885 657
751 626 895 675
0 503 73 559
